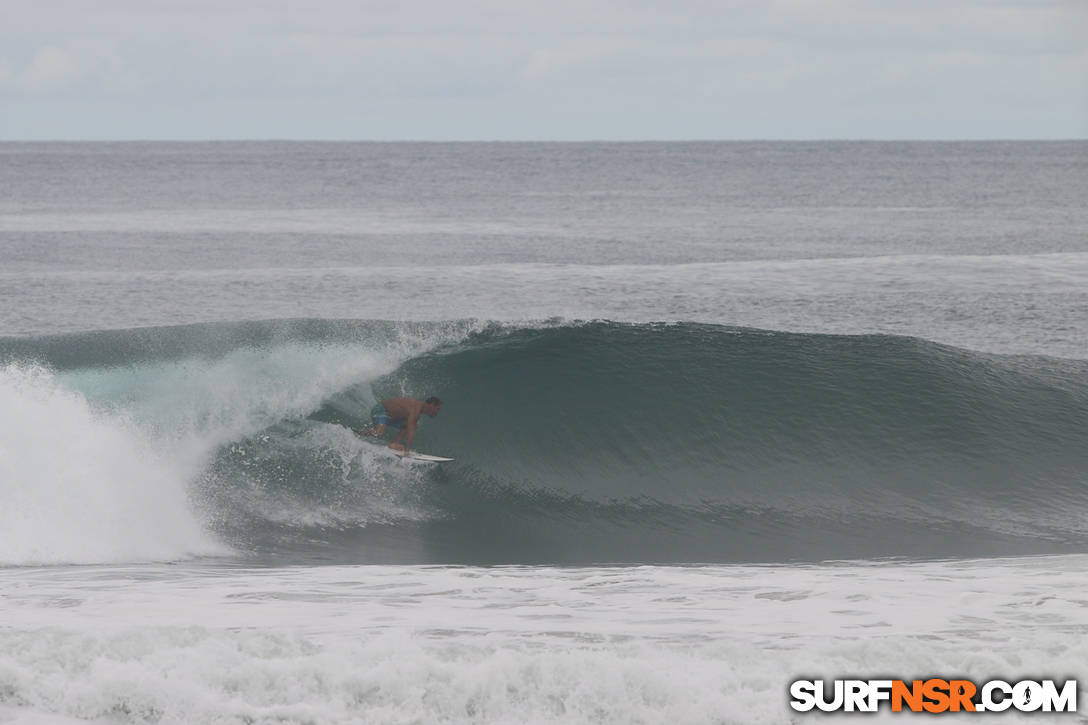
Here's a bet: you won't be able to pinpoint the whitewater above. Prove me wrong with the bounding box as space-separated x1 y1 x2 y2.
1 141 1086 723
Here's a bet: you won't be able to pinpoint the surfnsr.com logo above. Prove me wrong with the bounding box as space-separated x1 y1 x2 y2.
789 679 1078 714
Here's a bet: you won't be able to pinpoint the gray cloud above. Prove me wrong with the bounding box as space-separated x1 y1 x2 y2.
1 0 1084 139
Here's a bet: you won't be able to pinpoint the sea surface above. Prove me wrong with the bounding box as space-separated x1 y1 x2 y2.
1 141 1086 723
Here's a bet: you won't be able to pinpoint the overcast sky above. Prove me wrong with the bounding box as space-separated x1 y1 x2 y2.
1 0 1085 140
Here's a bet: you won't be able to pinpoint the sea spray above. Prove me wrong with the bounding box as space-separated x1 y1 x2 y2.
0 364 218 564
0 320 485 565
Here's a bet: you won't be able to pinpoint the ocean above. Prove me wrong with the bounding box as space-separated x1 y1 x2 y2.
1 141 1086 723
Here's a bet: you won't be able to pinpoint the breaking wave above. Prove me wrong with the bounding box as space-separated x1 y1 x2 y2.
3 319 1087 565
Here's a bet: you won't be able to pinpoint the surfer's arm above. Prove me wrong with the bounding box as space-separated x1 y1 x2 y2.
402 412 421 454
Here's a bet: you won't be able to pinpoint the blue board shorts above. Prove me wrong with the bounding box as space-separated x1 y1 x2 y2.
371 402 406 430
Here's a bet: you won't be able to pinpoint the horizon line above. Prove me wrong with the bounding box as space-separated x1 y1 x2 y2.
0 137 1084 144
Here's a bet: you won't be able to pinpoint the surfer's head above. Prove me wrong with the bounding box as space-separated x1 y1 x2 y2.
424 396 442 416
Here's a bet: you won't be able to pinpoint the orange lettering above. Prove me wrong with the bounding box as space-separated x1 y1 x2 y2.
923 679 951 713
892 680 924 712
948 680 977 712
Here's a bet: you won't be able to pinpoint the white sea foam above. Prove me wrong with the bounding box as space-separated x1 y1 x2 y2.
0 364 220 565
211 422 436 530
0 556 1085 724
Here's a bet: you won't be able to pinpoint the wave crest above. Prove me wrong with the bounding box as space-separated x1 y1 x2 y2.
4 320 1087 564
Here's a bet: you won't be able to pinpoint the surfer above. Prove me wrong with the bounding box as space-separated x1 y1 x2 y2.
357 396 442 455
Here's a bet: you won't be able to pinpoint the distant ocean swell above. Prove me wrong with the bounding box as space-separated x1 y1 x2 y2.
2 319 1086 565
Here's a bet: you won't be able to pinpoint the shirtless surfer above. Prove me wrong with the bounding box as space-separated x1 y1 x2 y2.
357 396 442 456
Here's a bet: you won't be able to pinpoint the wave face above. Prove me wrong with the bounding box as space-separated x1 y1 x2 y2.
3 320 1088 565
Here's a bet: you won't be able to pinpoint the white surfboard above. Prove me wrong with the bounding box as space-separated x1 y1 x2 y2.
352 428 453 462
393 450 454 463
